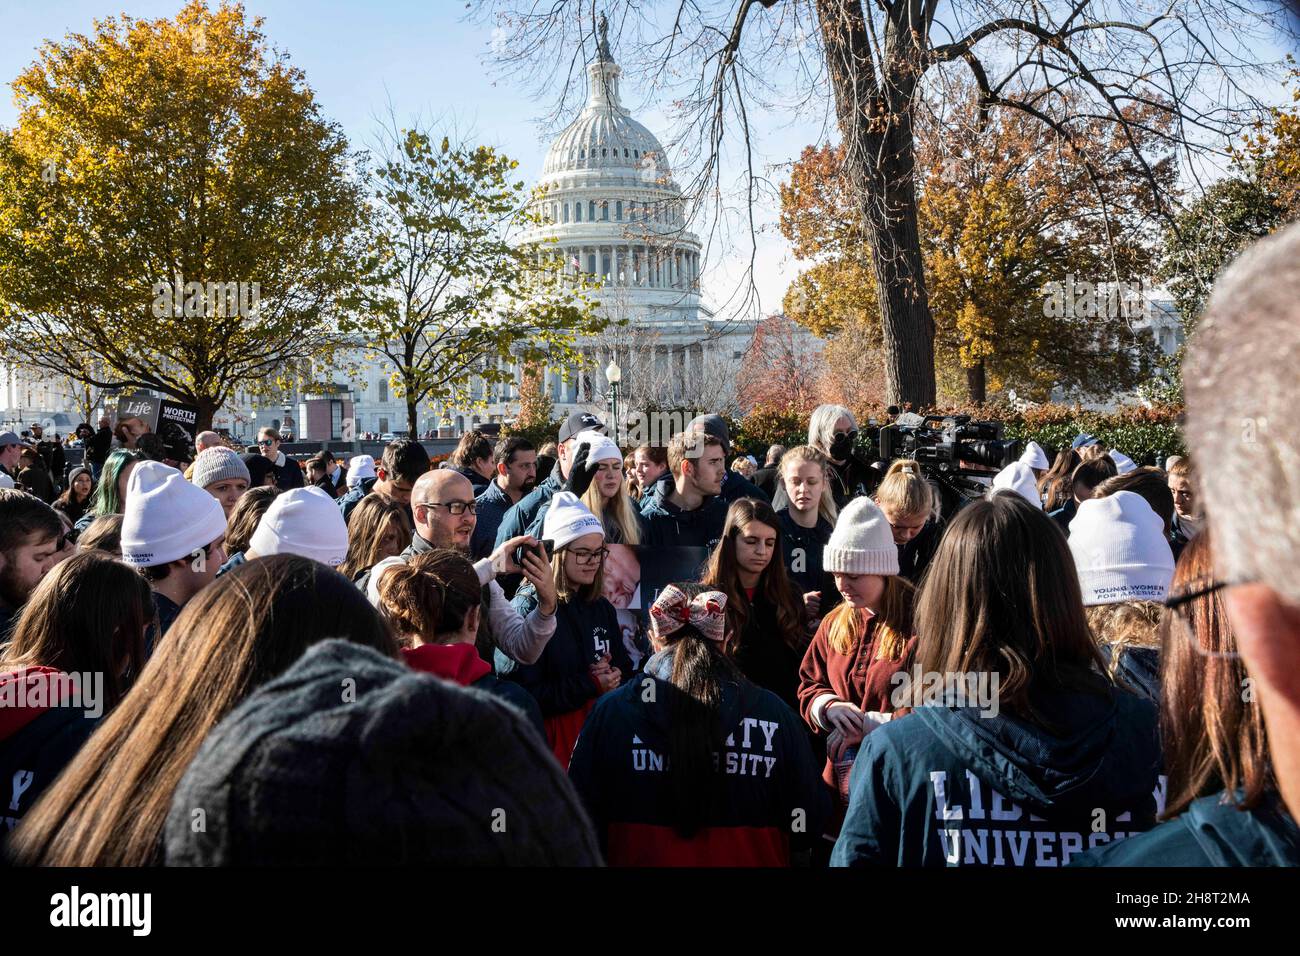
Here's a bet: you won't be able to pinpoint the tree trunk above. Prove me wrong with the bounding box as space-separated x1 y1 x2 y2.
966 360 987 404
407 398 419 437
817 0 937 410
195 397 220 434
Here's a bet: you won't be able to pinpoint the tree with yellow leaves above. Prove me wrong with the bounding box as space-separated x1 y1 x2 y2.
0 1 366 430
782 86 1171 403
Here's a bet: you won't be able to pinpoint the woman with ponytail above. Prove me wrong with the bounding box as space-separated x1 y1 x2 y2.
873 459 942 583
377 548 544 735
701 498 809 712
568 584 826 866
797 497 916 837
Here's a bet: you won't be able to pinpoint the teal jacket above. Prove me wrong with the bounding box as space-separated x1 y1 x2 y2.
1071 791 1300 866
831 684 1162 867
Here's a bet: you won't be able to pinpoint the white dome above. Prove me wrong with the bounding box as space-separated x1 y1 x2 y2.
540 56 670 179
542 109 667 177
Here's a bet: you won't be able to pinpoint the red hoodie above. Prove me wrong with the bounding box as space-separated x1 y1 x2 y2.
0 666 74 741
401 643 491 686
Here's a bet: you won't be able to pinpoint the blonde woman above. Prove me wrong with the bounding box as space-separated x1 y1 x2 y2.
797 497 916 836
338 493 414 582
873 459 942 583
773 445 839 621
545 432 646 544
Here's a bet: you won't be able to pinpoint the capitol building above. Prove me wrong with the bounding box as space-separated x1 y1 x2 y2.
309 27 762 439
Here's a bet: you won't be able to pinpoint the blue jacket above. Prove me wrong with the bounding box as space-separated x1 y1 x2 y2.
473 479 515 560
337 476 377 525
832 684 1162 867
1048 499 1077 538
1070 791 1300 866
568 652 828 866
495 473 562 550
637 480 727 549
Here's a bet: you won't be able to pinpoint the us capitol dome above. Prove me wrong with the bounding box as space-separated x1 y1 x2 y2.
515 16 757 420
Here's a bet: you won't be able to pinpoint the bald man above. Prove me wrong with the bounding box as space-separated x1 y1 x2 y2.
360 469 559 666
195 431 223 453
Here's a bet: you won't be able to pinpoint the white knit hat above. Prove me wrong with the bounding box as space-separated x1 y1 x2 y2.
822 497 899 576
190 446 250 490
121 461 228 567
347 455 376 486
1109 449 1138 474
573 430 622 465
992 461 1042 509
1068 490 1175 606
248 486 349 567
542 491 605 551
1018 440 1050 471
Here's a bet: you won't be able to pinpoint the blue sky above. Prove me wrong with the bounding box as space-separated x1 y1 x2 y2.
0 0 817 317
1 1 1295 320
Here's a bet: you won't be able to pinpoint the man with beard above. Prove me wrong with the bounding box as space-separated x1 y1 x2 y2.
0 490 64 640
365 469 559 667
472 437 538 560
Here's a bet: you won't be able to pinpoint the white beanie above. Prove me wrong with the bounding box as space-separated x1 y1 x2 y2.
573 429 622 466
1018 440 1050 471
121 461 228 567
1109 449 1138 474
822 497 899 576
248 486 349 567
992 461 1042 509
348 455 376 486
542 491 605 551
1068 490 1175 606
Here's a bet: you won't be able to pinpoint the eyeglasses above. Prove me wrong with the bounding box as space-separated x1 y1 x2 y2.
416 500 477 515
1163 578 1253 659
567 546 608 564
257 439 277 447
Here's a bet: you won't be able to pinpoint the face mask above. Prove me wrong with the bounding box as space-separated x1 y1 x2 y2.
829 431 856 459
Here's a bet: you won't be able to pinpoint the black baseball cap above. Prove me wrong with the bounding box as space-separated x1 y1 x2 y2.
559 412 606 444
688 414 730 450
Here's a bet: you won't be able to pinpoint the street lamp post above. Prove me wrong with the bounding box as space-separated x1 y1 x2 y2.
605 360 622 447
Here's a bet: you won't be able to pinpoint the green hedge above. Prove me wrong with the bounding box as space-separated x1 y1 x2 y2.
732 401 1187 466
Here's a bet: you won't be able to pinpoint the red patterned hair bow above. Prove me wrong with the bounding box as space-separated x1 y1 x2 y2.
650 584 728 643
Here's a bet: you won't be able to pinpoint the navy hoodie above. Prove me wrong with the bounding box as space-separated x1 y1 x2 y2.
568 651 828 866
777 508 837 609
831 685 1162 867
638 480 727 549
0 667 100 839
1070 791 1300 866
500 585 631 765
494 472 562 549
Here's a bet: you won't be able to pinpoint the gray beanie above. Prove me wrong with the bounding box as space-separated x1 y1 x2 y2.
163 640 603 866
190 447 251 489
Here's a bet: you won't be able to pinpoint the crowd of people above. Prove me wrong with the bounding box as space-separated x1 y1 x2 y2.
2 225 1300 867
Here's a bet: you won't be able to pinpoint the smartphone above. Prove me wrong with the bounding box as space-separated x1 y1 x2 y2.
513 539 554 567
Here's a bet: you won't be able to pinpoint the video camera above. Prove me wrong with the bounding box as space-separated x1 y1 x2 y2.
876 414 1022 516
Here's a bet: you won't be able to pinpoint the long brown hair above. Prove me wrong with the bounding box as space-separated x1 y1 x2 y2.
8 555 397 866
1039 448 1081 511
377 548 480 645
651 583 745 839
339 493 413 580
223 485 279 554
701 498 807 656
1 551 150 711
1159 530 1272 817
826 576 915 660
915 493 1110 727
